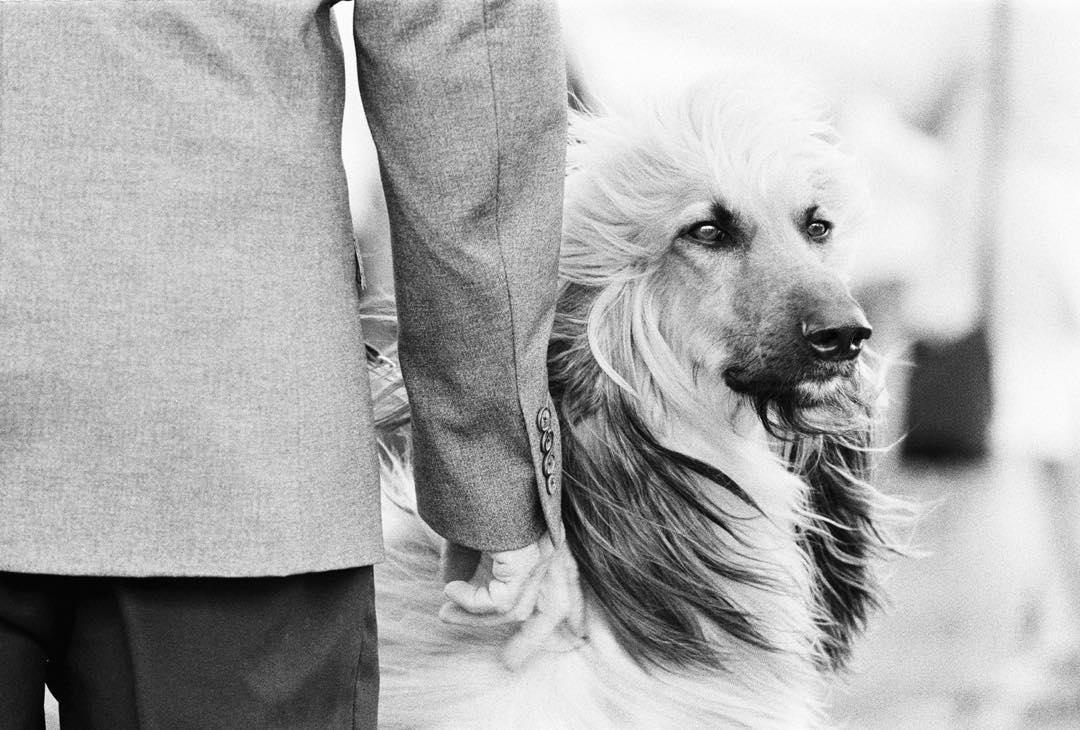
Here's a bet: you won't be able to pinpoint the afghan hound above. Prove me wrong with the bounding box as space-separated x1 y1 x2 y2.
373 78 899 729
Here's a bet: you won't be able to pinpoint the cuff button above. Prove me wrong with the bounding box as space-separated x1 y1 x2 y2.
541 430 555 453
542 452 557 477
537 406 552 431
545 474 558 495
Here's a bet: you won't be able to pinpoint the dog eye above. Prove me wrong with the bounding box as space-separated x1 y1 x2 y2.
806 220 832 242
684 222 728 246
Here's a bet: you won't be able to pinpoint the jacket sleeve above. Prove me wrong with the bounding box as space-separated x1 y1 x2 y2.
352 0 566 551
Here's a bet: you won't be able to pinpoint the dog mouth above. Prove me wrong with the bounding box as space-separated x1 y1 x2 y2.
723 363 855 406
723 360 869 438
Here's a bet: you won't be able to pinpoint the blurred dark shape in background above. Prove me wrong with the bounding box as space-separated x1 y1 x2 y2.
902 2 1010 465
903 331 994 461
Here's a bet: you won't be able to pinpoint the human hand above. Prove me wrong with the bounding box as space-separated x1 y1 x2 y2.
439 534 586 669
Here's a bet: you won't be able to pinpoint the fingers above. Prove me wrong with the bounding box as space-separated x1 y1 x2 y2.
508 566 544 621
488 542 541 584
443 542 543 615
443 577 501 614
484 571 528 614
442 572 527 615
440 540 590 671
442 572 538 616
438 600 518 627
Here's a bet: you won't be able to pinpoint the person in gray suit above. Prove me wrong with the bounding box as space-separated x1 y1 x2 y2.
0 1 566 727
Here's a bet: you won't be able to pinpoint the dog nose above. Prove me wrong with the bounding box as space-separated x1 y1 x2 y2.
802 303 872 362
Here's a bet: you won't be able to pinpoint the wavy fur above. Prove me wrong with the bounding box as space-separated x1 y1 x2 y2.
375 78 902 728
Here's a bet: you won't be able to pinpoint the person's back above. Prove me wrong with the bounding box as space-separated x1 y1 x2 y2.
0 2 567 727
0 0 381 577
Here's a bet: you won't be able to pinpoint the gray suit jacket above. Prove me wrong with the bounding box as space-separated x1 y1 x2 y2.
0 0 565 576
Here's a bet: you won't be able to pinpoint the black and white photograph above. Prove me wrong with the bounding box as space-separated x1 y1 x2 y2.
1 0 1077 727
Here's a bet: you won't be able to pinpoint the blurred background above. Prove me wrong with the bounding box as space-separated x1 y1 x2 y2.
335 1 1080 726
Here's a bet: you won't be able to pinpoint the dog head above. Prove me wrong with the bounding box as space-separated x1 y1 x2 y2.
553 79 892 672
561 78 872 426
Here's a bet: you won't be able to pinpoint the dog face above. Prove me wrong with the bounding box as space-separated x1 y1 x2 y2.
657 187 869 407
563 80 870 412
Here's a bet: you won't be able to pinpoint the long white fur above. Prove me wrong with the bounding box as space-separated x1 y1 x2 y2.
377 450 825 729
375 79 882 729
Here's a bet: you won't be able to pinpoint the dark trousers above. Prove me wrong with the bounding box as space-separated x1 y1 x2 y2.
0 567 378 729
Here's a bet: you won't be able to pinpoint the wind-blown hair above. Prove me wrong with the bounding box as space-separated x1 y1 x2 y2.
371 77 910 729
549 80 900 673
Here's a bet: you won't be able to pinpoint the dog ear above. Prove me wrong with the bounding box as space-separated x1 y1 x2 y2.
558 394 783 671
795 422 888 671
